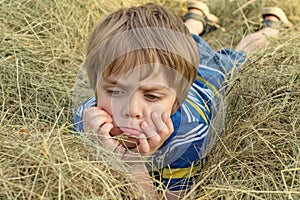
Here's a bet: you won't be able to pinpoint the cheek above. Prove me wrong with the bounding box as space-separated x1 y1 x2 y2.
160 98 177 116
99 95 128 114
98 97 127 128
166 101 176 115
97 95 114 115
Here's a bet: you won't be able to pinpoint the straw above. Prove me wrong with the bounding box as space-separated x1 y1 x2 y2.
1 0 299 199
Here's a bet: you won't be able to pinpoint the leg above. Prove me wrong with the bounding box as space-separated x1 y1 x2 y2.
235 7 292 53
184 8 205 35
235 21 279 53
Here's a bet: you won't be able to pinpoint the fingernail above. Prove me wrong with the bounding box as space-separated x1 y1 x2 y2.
152 112 158 118
141 121 148 128
139 134 146 139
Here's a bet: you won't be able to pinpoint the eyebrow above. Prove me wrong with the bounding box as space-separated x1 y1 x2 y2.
102 77 171 92
139 85 170 92
102 78 118 85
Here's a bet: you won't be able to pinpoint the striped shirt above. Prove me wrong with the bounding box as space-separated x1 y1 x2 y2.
73 34 246 191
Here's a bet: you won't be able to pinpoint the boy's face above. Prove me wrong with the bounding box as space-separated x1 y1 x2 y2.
96 66 177 148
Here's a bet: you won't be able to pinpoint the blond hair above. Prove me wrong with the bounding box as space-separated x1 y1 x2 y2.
85 3 199 105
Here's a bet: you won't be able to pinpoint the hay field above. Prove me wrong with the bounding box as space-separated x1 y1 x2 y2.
0 0 299 199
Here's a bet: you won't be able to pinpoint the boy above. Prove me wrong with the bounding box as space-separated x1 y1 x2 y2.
74 2 290 199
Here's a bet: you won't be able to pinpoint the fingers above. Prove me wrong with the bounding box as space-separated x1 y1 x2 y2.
83 107 112 132
151 111 174 141
151 111 166 132
100 123 114 137
83 107 173 158
82 107 119 150
87 122 113 144
130 134 150 154
134 111 174 155
138 134 150 152
141 121 161 145
162 112 174 137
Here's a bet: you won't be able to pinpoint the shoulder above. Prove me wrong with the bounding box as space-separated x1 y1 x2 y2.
75 96 97 117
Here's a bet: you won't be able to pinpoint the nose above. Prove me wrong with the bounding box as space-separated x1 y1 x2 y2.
123 92 144 120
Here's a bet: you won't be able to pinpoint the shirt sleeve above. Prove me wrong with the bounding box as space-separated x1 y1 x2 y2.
73 96 97 132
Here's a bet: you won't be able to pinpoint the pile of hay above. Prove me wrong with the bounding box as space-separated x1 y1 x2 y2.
1 0 299 199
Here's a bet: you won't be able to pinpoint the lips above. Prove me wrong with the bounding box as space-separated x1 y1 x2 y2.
119 127 142 137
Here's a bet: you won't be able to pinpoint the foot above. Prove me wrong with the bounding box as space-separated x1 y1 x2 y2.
262 7 293 28
184 8 205 35
183 1 220 35
235 6 291 53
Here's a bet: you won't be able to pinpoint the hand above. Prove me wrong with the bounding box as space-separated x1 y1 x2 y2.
120 110 174 173
82 107 120 151
128 110 174 155
82 107 174 159
83 107 112 133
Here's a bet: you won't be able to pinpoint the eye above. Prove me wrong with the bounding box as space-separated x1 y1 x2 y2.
144 94 161 101
106 89 123 96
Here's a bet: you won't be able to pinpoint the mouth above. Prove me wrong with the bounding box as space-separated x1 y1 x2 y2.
118 127 142 137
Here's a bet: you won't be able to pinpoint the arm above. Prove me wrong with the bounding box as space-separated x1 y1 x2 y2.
81 106 174 198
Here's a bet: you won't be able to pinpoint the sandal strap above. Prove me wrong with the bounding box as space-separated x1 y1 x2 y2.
187 1 219 24
262 7 292 28
184 1 223 35
262 19 285 29
187 1 210 16
183 12 207 27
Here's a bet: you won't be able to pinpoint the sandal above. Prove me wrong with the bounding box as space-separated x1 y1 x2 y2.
262 7 293 28
183 1 222 36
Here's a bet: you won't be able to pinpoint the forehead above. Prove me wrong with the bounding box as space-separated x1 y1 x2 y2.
101 64 171 87
102 49 166 78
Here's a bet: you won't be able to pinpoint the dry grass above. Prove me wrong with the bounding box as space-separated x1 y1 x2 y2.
1 0 299 199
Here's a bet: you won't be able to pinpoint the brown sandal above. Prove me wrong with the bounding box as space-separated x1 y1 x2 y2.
262 7 293 28
183 1 222 36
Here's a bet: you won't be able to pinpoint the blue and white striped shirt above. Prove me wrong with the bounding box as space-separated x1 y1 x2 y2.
73 34 246 191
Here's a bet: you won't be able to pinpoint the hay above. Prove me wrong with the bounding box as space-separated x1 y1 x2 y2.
1 0 299 199
0 130 149 199
193 34 300 199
